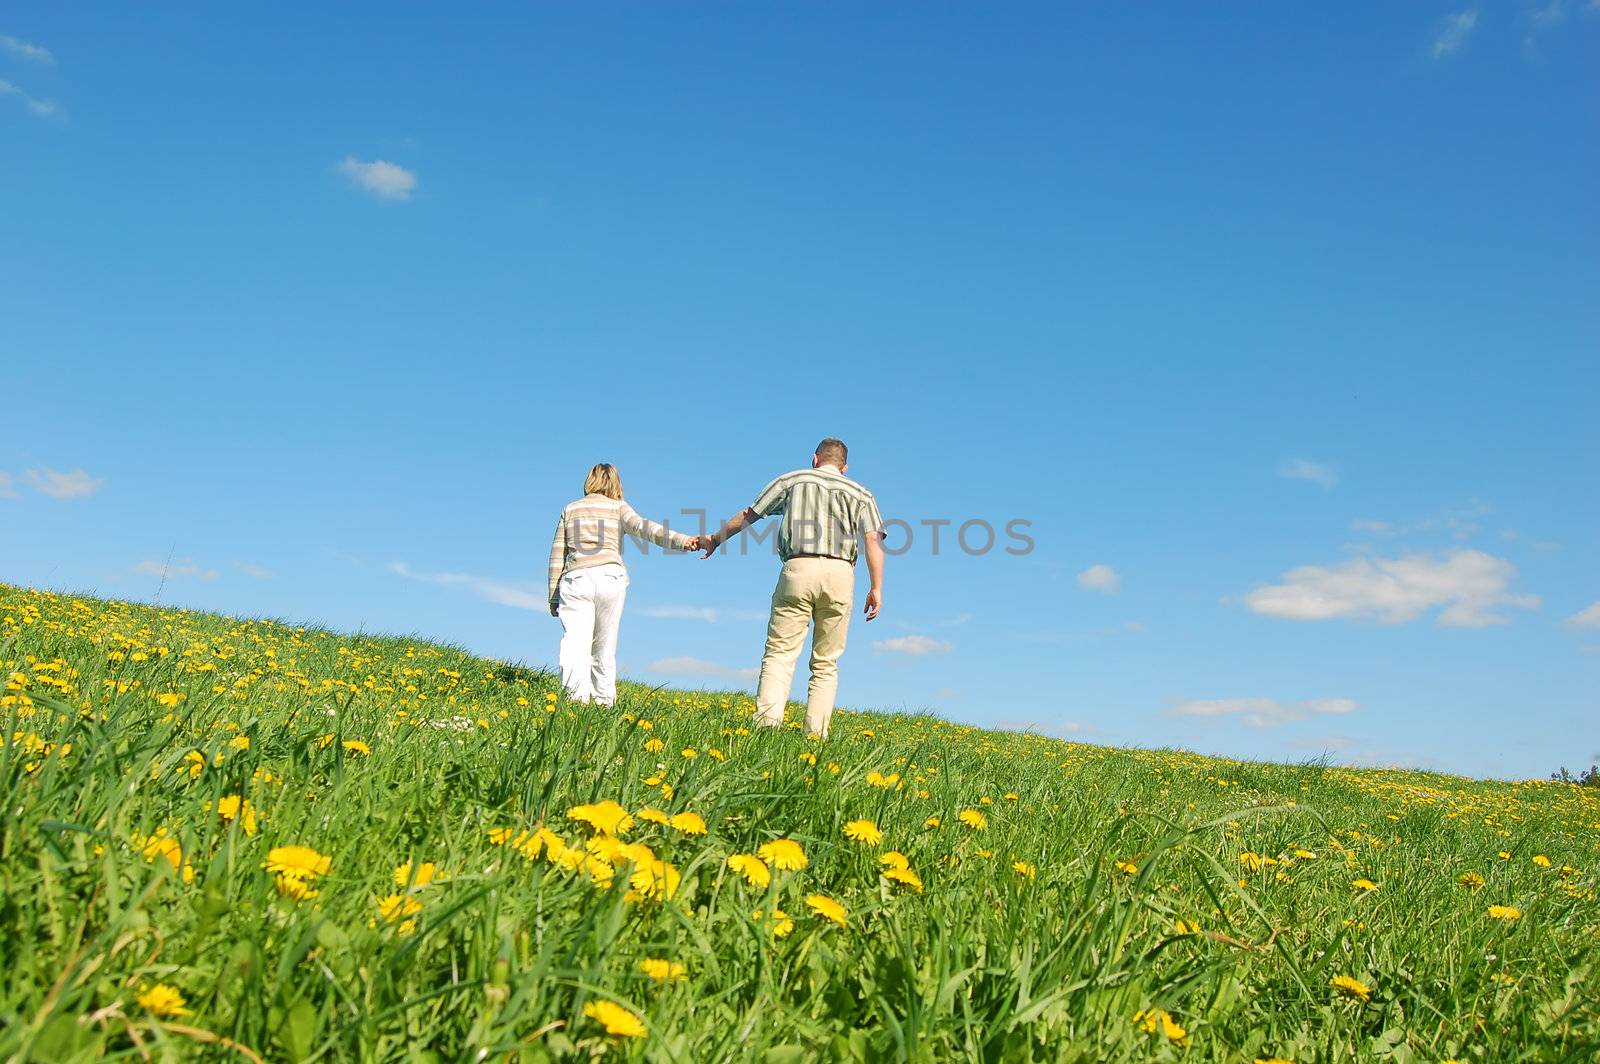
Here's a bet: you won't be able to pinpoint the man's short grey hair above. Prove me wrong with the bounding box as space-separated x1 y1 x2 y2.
815 438 847 466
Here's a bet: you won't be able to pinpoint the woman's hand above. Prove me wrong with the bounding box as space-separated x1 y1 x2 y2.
684 535 704 552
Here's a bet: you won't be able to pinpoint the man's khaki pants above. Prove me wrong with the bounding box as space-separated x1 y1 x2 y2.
754 557 854 738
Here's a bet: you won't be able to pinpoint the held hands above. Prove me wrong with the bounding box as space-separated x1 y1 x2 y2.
863 587 882 621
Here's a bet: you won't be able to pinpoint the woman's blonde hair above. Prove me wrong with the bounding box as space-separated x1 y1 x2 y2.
584 463 623 499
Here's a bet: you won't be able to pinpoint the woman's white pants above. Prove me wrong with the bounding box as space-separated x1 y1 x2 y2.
557 563 628 706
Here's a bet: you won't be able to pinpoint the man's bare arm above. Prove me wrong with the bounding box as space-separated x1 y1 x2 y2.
701 508 760 559
862 530 884 620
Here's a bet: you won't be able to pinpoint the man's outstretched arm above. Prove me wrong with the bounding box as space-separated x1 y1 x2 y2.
701 507 760 558
862 530 884 620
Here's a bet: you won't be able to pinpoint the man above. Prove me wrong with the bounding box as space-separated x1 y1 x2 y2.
702 437 885 739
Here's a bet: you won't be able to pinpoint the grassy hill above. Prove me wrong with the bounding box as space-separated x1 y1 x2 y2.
2 583 1596 1061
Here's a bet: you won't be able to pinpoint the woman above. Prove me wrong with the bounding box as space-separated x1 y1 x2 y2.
547 463 701 705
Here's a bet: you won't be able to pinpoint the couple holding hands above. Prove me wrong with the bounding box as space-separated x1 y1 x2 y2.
546 437 886 739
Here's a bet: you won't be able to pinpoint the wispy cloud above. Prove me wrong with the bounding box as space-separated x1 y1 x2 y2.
1277 458 1338 489
932 687 961 699
339 156 417 201
0 471 14 498
0 34 53 63
871 635 952 656
1077 564 1120 594
1568 601 1600 628
637 604 767 623
1290 733 1357 752
0 78 60 120
994 718 1100 738
1348 500 1489 542
1244 549 1537 627
1167 697 1358 728
133 558 219 582
23 468 101 499
1432 10 1479 59
239 563 274 581
645 657 757 681
390 561 545 610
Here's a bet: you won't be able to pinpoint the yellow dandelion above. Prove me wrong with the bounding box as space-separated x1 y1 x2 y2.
274 872 317 900
758 838 808 871
155 693 183 708
626 859 680 902
1487 904 1522 921
583 999 646 1038
1352 878 1378 893
842 819 884 846
727 853 772 888
136 983 190 1017
639 957 687 982
924 815 941 829
635 806 670 825
374 893 423 925
1532 855 1551 868
209 794 257 836
805 893 849 928
394 861 438 888
265 845 332 879
752 909 795 937
1330 975 1372 1002
567 800 634 837
1114 860 1138 875
880 851 911 871
341 739 371 756
668 811 707 835
958 809 987 831
1132 1008 1188 1044
1013 860 1036 879
882 866 924 892
1459 871 1484 888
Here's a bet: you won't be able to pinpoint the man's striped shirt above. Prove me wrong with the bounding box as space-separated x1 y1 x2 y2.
749 465 885 564
547 494 691 605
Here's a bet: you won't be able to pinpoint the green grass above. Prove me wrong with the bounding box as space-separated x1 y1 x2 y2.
1 583 1596 1062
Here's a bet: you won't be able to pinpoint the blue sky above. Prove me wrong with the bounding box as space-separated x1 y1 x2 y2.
3 3 1596 779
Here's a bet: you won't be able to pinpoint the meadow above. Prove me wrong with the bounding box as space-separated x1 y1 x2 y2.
1 582 1596 1062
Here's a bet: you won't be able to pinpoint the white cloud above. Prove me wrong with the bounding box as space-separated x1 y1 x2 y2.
1432 10 1479 58
23 468 101 499
1290 733 1357 752
1350 518 1392 535
0 471 14 498
646 656 757 681
240 563 274 581
871 635 952 656
1244 549 1538 627
1077 564 1120 594
133 558 219 582
0 34 53 63
1278 458 1338 489
0 78 59 120
994 718 1100 738
390 561 545 610
1568 601 1600 628
338 156 417 201
933 688 961 699
1167 697 1358 728
637 604 766 623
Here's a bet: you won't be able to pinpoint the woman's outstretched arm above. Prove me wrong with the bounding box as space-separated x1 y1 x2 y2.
618 501 693 552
